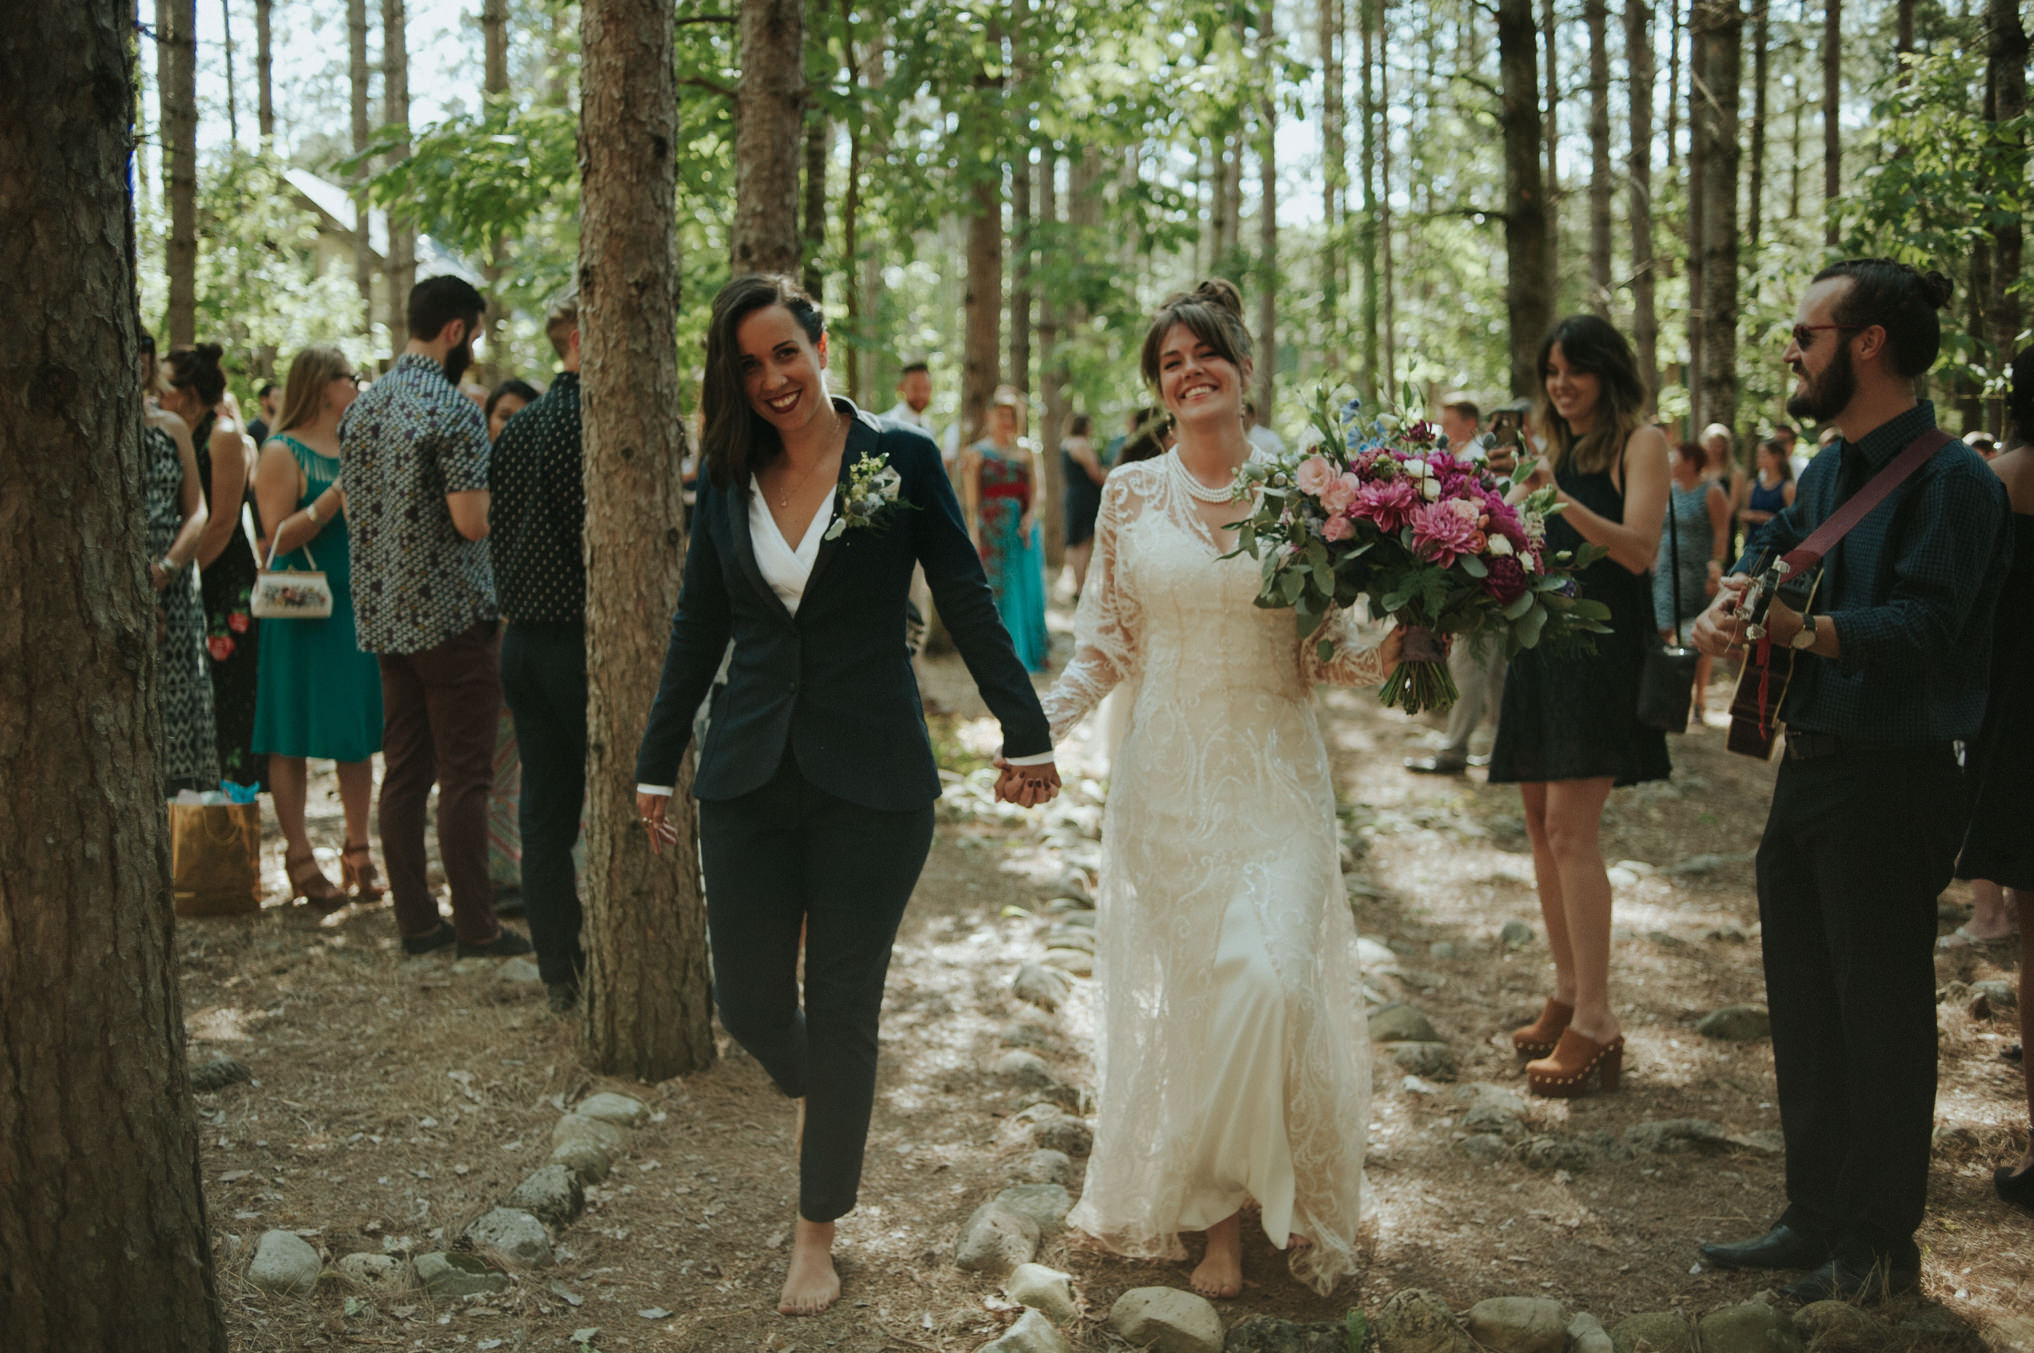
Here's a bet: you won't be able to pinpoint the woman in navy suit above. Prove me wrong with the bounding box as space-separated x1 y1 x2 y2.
634 275 1057 1316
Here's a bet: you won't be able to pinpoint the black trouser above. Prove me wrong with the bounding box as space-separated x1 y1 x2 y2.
1756 739 1963 1265
500 621 587 985
698 753 935 1223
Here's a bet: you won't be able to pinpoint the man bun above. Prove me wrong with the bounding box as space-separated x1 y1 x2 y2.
1812 258 1954 379
1920 270 1954 310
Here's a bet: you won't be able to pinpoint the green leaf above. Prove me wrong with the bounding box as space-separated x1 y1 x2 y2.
1278 569 1307 605
1457 554 1488 578
1501 591 1537 620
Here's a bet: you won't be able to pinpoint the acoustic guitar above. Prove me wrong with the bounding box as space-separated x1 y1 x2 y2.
1724 555 1821 760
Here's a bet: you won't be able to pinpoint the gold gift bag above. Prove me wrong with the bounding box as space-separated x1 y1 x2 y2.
169 800 263 917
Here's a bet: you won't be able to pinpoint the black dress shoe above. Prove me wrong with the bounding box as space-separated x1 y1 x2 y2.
457 928 535 959
1404 753 1469 775
1698 1223 1830 1271
546 979 581 1015
401 921 457 956
1782 1254 1920 1304
1997 1161 2034 1209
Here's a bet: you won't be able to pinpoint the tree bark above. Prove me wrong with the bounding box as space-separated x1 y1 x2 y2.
256 0 275 145
732 0 804 275
1746 0 1767 252
577 0 716 1081
0 3 227 1346
1010 154 1032 396
1664 0 1681 173
1625 0 1659 412
349 0 375 339
1693 0 1741 435
840 0 873 399
1320 0 1345 331
1987 0 2027 437
960 174 1003 449
1500 0 1553 397
483 0 511 383
1039 149 1066 571
1257 2 1278 426
1541 0 1561 302
1358 0 1380 388
158 0 198 348
1587 0 1612 314
1380 52 1397 397
220 0 239 145
383 0 416 342
1685 11 1705 413
1822 0 1838 247
802 108 829 302
484 0 510 92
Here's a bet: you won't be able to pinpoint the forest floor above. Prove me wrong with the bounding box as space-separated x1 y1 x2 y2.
180 611 2032 1353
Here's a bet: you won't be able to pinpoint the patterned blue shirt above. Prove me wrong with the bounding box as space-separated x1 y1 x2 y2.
339 353 497 654
1734 400 2010 742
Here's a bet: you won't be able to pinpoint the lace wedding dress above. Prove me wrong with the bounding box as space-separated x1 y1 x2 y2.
1040 454 1385 1293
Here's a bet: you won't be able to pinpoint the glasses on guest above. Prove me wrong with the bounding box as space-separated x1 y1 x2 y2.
337 371 363 387
1789 323 1865 348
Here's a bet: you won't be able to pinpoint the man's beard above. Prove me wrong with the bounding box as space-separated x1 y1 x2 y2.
1785 341 1856 423
443 336 476 388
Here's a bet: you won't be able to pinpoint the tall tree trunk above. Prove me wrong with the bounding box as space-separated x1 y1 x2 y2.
732 0 805 274
1381 53 1397 396
1987 0 2027 438
1746 0 1767 252
1358 0 1380 389
1320 0 1345 334
484 0 509 91
1821 0 1838 247
1626 0 1660 411
1685 12 1706 415
1220 130 1243 267
0 4 227 1345
961 174 1003 450
1693 0 1741 434
1965 233 1990 433
482 0 511 383
256 0 274 144
348 0 375 341
1664 0 1681 173
1587 0 1612 314
220 0 239 144
1256 1 1278 426
1788 62 1801 222
1010 154 1032 396
383 0 415 344
802 110 828 301
1541 0 1561 305
1501 0 1553 396
841 3 875 399
157 0 197 348
577 0 716 1080
1039 148 1066 571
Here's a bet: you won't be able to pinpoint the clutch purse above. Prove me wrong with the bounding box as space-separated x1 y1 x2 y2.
252 537 334 620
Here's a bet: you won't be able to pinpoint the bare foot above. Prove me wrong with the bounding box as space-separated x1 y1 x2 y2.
1189 1212 1243 1299
778 1217 840 1316
1288 1232 1314 1252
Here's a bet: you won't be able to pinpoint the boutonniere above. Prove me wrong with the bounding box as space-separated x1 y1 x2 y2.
825 452 915 540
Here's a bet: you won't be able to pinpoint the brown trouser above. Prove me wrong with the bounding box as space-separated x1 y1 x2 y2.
378 619 501 943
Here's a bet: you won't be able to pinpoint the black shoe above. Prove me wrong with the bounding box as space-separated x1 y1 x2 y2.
457 928 534 959
494 890 526 919
1782 1254 1920 1304
1404 753 1469 775
1997 1161 2034 1209
546 980 581 1015
401 921 457 957
1698 1223 1830 1271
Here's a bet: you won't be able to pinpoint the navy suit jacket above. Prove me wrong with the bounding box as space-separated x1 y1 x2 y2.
634 401 1052 811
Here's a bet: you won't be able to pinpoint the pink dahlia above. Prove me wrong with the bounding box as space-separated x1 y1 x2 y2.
1354 478 1419 532
1408 501 1483 568
1481 555 1531 603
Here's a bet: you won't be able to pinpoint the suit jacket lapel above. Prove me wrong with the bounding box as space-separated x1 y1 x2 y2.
799 411 875 606
725 479 797 627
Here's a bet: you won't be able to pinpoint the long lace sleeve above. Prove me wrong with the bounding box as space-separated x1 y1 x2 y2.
1301 605 1391 688
1040 475 1142 741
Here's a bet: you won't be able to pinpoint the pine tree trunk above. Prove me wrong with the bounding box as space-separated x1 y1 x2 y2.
1822 0 1839 247
1358 0 1380 389
1626 0 1660 411
1587 0 1612 314
1010 154 1032 396
349 0 375 340
1541 0 1561 304
1256 1 1278 425
158 0 198 348
841 4 876 399
1965 233 1990 433
1987 0 2027 437
220 0 239 145
1039 149 1066 571
1500 0 1553 397
961 173 1003 449
577 0 716 1081
732 0 805 275
483 0 511 384
1664 0 1681 173
1220 129 1243 267
1685 13 1706 415
1746 0 1767 252
0 4 227 1345
802 110 828 301
1320 0 1345 331
383 0 416 342
1694 0 1741 434
256 0 275 144
1788 77 1801 223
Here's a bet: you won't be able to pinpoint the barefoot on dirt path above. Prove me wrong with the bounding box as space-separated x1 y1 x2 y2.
1189 1212 1244 1299
779 1217 841 1315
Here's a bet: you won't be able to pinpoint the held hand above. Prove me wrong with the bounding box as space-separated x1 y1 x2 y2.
992 755 1062 808
1378 627 1407 670
636 790 680 855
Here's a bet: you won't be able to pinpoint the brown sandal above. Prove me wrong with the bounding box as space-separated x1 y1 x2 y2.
1511 997 1574 1057
341 841 385 900
1526 1028 1624 1098
286 851 347 910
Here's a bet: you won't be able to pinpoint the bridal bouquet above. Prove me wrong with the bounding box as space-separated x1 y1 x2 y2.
1227 384 1611 714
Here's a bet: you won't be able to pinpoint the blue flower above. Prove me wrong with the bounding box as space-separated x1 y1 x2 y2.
1339 397 1365 424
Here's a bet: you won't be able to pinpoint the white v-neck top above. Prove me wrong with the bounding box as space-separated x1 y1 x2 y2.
746 476 834 616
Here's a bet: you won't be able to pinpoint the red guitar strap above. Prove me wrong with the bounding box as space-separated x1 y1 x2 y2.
1775 426 1953 578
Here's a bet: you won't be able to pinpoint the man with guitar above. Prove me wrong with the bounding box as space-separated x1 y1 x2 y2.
1689 259 2012 1303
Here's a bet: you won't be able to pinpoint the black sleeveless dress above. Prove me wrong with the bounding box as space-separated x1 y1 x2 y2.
1489 461 1671 787
1955 512 2034 890
192 410 266 790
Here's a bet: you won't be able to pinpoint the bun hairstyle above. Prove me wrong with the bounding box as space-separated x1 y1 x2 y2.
700 273 826 491
1812 258 1955 379
164 342 228 407
1139 278 1252 391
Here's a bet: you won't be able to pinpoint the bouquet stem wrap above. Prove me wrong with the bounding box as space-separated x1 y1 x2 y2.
1378 624 1456 715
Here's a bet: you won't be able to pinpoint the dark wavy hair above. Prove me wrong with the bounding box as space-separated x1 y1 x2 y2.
700 274 825 492
1535 314 1648 478
1138 278 1253 391
1812 258 1954 379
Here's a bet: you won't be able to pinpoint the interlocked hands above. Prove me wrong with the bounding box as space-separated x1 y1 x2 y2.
992 757 1062 808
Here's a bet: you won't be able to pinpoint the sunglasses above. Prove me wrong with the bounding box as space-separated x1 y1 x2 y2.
1789 323 1866 348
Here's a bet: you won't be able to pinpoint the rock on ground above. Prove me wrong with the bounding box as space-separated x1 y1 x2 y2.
247 1229 322 1295
992 1049 1058 1088
994 1183 1073 1233
551 1112 628 1153
507 1163 586 1227
1106 1286 1225 1353
333 1252 410 1293
1567 1312 1613 1353
1499 919 1534 947
1004 1263 1079 1325
1607 1311 1693 1353
1372 1288 1478 1353
1222 1314 1347 1352
1458 1133 1509 1161
1367 1003 1440 1043
1697 1302 1802 1353
549 1137 614 1182
464 1207 553 1267
1696 1004 1772 1041
497 957 543 982
1013 963 1075 1011
414 1250 510 1297
984 1307 1075 1353
1032 1116 1093 1157
189 1054 254 1092
1789 1301 1874 1348
1018 1148 1073 1185
573 1091 650 1125
1464 1297 1568 1353
1390 1041 1457 1078
954 1202 1041 1276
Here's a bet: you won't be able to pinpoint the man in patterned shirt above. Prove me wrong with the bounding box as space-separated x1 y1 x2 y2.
490 291 587 1011
341 275 532 960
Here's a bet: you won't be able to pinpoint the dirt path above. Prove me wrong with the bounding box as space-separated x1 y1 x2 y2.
184 643 2030 1352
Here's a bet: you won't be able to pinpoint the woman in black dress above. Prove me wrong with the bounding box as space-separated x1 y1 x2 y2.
1490 314 1671 1098
1061 413 1108 594
162 343 265 791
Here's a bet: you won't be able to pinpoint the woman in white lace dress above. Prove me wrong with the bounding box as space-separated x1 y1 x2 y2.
1037 281 1399 1297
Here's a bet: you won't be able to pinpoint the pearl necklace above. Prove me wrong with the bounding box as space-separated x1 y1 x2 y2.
1167 449 1241 504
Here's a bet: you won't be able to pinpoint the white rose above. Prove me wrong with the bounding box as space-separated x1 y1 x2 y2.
1487 534 1514 556
1404 457 1432 479
1419 477 1442 501
1519 550 1536 572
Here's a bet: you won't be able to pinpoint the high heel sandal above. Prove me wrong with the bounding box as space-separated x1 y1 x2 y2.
341 841 384 900
286 851 348 911
1526 1028 1624 1098
1511 997 1574 1057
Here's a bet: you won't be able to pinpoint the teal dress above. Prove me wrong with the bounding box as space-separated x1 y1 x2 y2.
252 435 383 761
972 439 1049 671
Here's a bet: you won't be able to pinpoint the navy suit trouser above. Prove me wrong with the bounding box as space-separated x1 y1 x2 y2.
500 620 587 986
699 752 935 1223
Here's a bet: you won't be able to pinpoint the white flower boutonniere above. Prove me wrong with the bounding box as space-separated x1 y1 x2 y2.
825 453 914 540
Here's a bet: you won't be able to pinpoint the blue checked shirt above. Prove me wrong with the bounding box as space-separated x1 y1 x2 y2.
1732 401 2011 743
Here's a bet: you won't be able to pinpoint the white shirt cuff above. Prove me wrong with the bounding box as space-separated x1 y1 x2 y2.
1004 751 1056 767
636 784 674 796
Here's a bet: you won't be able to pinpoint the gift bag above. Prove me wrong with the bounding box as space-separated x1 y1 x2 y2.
169 800 263 917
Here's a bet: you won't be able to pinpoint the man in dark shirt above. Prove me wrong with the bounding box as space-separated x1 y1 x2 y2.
489 292 587 1012
1691 259 2011 1301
